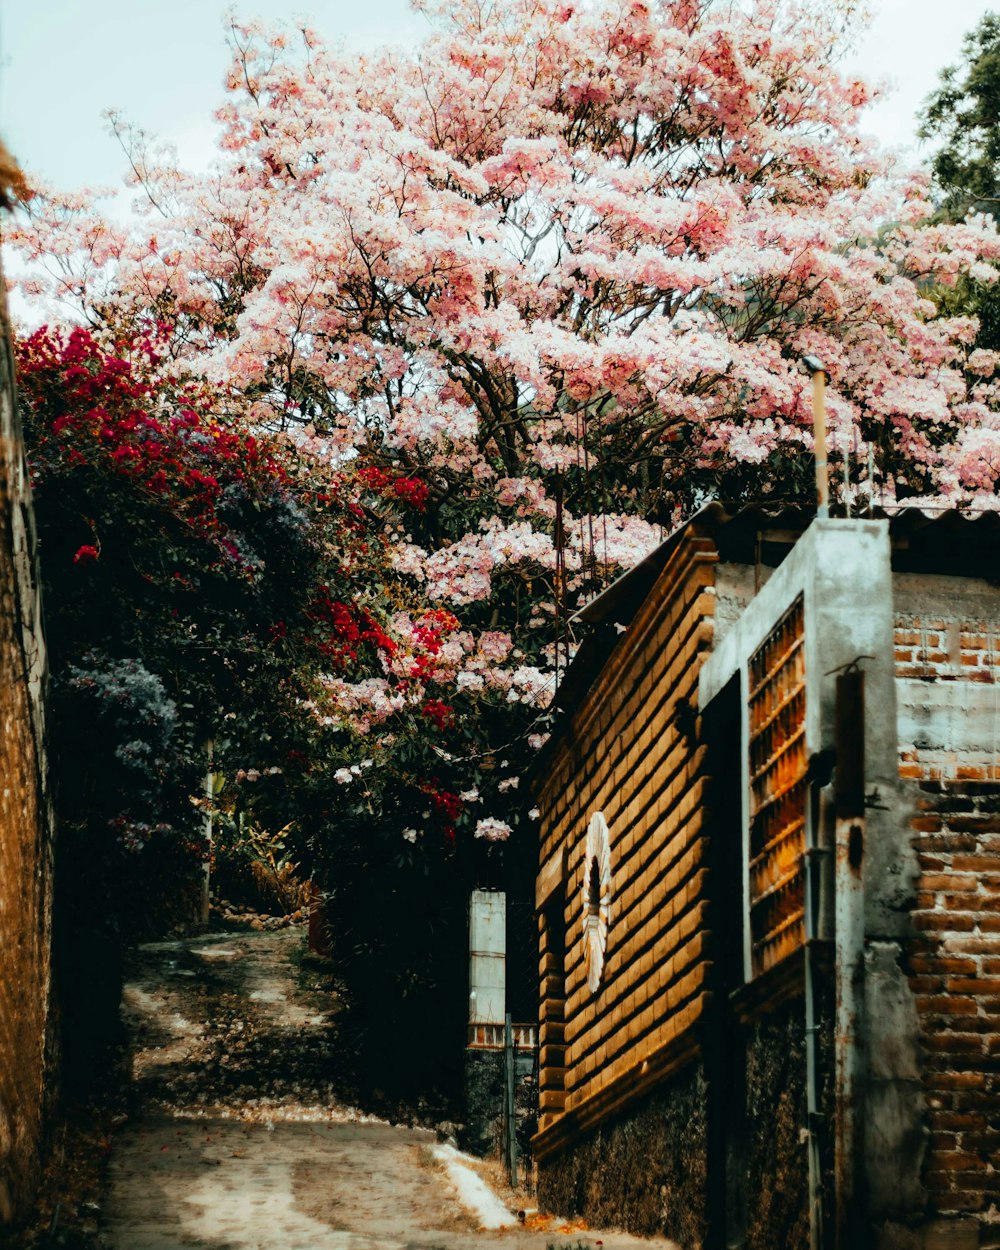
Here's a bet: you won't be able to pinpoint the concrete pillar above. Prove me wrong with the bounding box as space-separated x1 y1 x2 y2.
469 889 505 1027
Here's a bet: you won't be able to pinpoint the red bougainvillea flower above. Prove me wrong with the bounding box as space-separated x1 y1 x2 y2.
73 544 99 564
421 699 454 731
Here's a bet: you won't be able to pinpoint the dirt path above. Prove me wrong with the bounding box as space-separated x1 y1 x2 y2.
101 926 679 1250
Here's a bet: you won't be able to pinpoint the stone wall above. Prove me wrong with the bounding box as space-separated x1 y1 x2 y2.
741 1000 812 1250
537 1063 708 1248
462 1045 537 1163
0 280 55 1225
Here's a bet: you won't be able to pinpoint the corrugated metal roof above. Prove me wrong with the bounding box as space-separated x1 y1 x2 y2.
544 502 1000 734
572 502 1000 630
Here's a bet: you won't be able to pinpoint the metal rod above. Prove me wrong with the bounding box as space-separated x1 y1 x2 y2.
505 1013 518 1188
805 774 830 1250
201 737 214 925
812 370 829 518
833 671 866 1250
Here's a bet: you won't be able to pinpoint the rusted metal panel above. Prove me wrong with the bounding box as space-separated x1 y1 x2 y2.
748 595 806 977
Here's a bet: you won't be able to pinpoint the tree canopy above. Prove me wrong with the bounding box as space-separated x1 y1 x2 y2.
10 0 1000 864
921 11 1000 222
12 0 1000 1101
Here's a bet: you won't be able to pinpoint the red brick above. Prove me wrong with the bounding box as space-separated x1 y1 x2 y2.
930 1111 987 1130
919 835 979 853
916 995 978 1016
945 978 1000 994
961 1131 1000 1152
923 1034 985 1055
920 874 978 892
948 817 1000 834
914 912 977 932
930 1192 988 1212
930 1151 990 1171
911 957 978 976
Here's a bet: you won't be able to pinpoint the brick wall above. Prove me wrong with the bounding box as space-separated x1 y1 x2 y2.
893 581 1000 1236
908 782 1000 1227
896 608 999 784
0 284 55 1225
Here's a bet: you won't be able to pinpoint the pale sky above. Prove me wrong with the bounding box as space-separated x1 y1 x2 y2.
0 0 997 192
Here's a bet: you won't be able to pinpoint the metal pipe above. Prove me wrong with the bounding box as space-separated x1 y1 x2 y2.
812 370 829 518
805 750 835 1250
833 671 866 1250
800 356 830 518
805 786 829 1250
201 737 214 925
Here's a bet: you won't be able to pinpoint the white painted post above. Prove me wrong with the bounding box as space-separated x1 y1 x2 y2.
469 889 506 1027
200 739 214 925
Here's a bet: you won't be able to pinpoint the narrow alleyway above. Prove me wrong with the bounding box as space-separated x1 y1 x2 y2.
101 925 680 1250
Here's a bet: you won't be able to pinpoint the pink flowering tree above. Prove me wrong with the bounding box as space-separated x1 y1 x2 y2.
11 0 1000 884
10 0 1000 1092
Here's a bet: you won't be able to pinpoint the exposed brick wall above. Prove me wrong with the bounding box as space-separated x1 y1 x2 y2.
0 287 55 1225
895 616 999 685
891 580 1000 1239
896 609 999 784
908 781 1000 1227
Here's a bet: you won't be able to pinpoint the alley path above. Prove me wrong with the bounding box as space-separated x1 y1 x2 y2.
102 926 680 1250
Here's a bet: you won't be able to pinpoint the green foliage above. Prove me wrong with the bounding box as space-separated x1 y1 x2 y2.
17 324 381 937
920 12 1000 222
920 15 1000 356
17 324 539 1104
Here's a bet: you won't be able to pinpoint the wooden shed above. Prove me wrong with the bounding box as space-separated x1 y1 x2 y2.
533 504 1000 1250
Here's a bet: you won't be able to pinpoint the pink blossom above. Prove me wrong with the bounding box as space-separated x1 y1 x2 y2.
474 817 512 843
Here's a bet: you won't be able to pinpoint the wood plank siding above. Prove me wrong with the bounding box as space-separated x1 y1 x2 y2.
534 532 718 1156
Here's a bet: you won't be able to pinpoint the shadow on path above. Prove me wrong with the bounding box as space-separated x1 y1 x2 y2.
100 927 680 1250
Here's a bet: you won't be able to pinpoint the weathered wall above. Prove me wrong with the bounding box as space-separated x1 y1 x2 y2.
0 281 55 1224
537 1063 708 1249
534 530 717 1232
892 574 1000 1245
908 780 1000 1235
462 1046 537 1162
742 1000 811 1250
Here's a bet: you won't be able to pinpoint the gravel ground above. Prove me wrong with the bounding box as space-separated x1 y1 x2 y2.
91 926 680 1250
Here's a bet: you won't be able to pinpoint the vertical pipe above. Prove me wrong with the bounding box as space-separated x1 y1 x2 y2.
201 738 214 925
812 371 829 518
805 776 829 1250
833 671 865 1250
505 1013 518 1187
